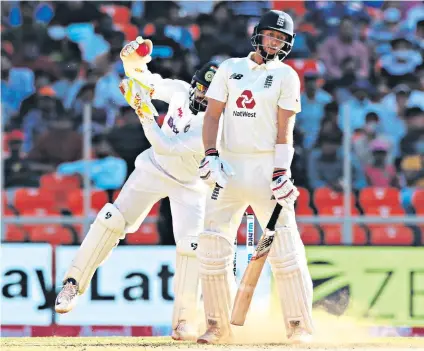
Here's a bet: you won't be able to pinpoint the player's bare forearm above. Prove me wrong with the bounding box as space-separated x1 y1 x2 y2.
276 108 296 145
202 114 220 150
202 98 226 151
274 108 296 172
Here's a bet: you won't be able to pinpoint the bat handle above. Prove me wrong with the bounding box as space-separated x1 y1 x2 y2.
211 183 222 200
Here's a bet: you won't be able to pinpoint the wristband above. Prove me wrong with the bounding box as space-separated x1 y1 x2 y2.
274 144 294 170
205 148 219 157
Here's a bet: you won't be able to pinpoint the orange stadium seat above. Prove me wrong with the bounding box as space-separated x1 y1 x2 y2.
298 224 321 245
412 189 424 213
364 206 405 228
29 225 74 245
40 173 80 189
318 206 366 245
359 187 401 211
126 222 160 244
272 0 306 16
369 226 414 246
323 225 367 245
40 173 81 209
14 188 56 212
67 189 108 214
4 225 28 242
297 187 311 209
313 187 355 211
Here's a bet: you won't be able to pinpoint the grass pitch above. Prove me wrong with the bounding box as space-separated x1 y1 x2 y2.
1 336 424 351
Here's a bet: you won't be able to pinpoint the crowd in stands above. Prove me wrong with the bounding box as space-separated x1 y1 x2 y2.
2 1 424 246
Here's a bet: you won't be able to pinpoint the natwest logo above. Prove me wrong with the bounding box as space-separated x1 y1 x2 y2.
236 90 256 109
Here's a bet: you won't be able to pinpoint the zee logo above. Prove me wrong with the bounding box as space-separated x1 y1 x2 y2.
236 90 256 109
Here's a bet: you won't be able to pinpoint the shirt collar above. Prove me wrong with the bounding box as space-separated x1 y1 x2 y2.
247 52 282 70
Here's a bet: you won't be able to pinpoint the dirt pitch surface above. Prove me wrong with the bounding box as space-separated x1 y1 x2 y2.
2 337 424 351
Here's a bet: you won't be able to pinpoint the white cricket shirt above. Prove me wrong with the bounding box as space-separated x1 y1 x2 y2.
206 53 301 153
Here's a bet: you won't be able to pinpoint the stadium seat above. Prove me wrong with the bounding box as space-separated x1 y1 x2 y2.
369 226 414 246
39 173 80 189
4 225 28 242
67 189 108 214
298 224 321 245
297 187 310 208
323 225 368 245
14 188 56 212
365 206 405 228
318 206 366 245
313 187 355 212
412 189 424 213
359 187 401 211
126 222 160 244
29 225 74 245
40 173 81 209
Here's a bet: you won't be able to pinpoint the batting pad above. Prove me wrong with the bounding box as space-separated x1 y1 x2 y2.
197 232 236 335
63 203 126 294
172 235 200 329
268 226 314 335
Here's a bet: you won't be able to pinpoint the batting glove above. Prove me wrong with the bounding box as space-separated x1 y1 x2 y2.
270 169 299 207
199 148 235 189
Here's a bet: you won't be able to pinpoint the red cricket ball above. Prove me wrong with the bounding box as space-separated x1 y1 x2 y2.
136 42 150 57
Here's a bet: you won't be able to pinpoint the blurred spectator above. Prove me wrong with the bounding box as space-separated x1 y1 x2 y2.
107 106 151 178
57 134 126 191
27 112 83 175
50 1 103 26
297 71 333 149
74 83 107 136
379 35 422 88
338 80 384 131
308 133 366 192
306 1 370 39
291 126 308 189
22 91 64 153
227 1 271 17
93 49 128 126
399 107 424 157
319 16 370 91
352 112 393 166
364 139 399 188
416 18 424 52
4 130 39 188
53 58 85 110
195 14 232 65
368 7 403 56
12 33 59 78
401 135 424 188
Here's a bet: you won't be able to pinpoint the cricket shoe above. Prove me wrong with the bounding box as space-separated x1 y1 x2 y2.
197 326 232 344
288 327 313 344
55 278 78 314
171 320 197 341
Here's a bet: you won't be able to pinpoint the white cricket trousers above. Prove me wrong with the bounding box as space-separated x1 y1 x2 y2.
114 150 206 242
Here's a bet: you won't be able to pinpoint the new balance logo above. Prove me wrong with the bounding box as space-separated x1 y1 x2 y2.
191 243 198 250
230 73 243 80
105 212 112 219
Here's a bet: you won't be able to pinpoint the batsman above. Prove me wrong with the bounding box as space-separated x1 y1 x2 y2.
197 10 314 344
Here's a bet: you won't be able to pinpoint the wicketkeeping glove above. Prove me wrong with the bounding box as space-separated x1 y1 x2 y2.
270 169 299 207
119 78 158 125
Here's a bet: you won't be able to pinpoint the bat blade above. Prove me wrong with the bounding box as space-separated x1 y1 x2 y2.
230 204 282 326
230 253 267 326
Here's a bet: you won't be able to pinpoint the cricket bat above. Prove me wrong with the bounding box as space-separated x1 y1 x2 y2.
230 203 282 326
